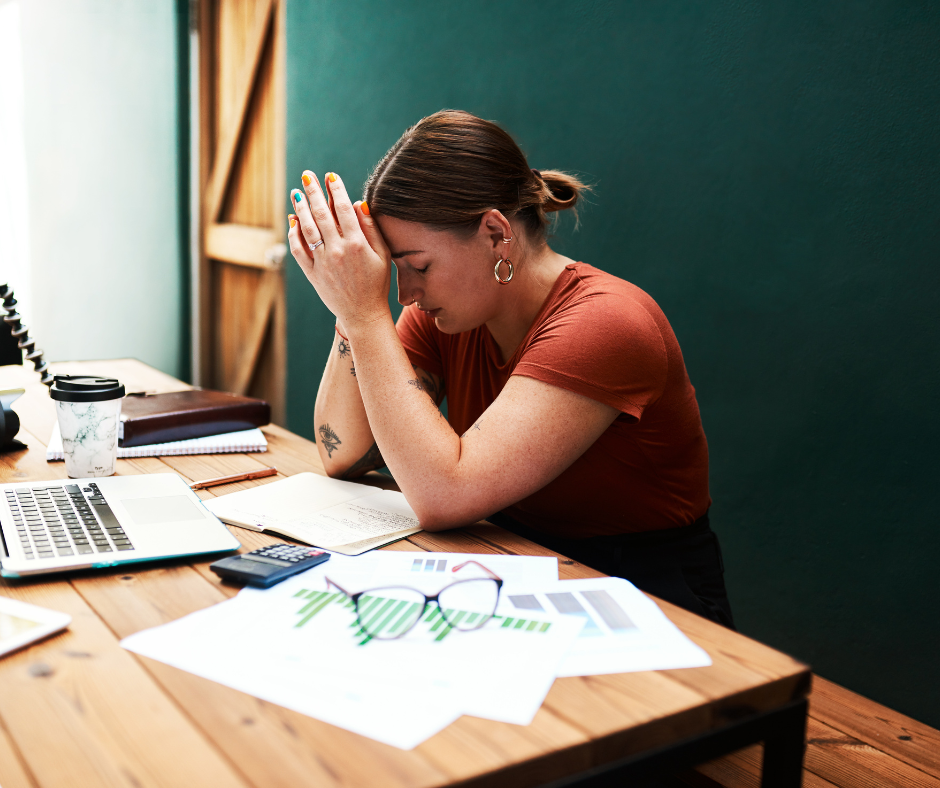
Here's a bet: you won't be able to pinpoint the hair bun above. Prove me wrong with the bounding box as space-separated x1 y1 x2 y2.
538 169 583 212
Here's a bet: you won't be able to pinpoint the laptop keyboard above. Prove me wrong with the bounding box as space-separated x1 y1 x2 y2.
4 483 134 560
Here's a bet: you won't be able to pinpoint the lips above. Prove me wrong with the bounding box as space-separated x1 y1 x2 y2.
419 307 441 318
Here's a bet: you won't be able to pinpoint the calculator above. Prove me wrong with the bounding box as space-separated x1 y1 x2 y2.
209 543 330 588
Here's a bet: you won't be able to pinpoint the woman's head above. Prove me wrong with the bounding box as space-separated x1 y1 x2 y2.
364 110 587 334
363 110 587 240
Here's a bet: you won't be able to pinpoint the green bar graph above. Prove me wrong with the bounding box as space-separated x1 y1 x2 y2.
291 589 553 646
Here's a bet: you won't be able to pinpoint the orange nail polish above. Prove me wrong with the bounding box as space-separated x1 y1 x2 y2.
301 173 311 187
361 201 370 216
288 215 296 227
328 172 337 183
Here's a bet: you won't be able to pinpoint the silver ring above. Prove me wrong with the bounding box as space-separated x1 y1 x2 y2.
309 240 324 252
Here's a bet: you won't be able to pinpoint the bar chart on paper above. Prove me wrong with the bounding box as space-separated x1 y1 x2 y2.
509 589 637 637
293 589 553 645
506 579 713 677
411 557 449 572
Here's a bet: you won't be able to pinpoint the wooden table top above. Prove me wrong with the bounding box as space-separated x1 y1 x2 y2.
0 359 810 788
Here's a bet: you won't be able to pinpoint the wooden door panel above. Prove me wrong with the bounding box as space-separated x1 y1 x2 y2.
198 0 285 423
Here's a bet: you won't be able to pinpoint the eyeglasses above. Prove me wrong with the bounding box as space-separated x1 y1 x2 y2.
326 560 504 641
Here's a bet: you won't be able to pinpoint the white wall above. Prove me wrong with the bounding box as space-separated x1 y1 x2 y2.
16 0 183 376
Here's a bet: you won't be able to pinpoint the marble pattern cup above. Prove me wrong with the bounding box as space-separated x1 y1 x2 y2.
49 376 126 478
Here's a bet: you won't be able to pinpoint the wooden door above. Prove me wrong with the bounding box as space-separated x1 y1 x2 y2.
195 0 286 424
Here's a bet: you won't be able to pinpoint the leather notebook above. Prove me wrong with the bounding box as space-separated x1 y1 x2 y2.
119 389 271 447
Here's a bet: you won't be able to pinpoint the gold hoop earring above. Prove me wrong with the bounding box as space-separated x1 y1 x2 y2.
494 257 513 285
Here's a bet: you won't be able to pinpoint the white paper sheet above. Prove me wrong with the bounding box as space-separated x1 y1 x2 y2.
503 577 712 676
317 550 559 591
121 554 581 748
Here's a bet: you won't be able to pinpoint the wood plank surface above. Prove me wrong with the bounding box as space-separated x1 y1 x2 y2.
0 579 249 788
810 676 940 781
0 358 814 788
0 715 37 788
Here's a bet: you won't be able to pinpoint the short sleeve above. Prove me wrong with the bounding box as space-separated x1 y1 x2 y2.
512 293 668 421
396 305 445 378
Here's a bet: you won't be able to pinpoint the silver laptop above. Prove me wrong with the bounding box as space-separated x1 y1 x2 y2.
0 473 241 578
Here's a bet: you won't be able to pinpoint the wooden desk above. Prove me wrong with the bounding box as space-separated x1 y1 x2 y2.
0 359 810 788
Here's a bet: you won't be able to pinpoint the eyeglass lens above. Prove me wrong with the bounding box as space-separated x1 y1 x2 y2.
356 578 500 639
437 579 500 631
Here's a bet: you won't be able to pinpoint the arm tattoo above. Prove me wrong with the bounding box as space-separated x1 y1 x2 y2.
317 424 342 458
350 365 356 377
341 441 384 479
337 339 350 359
462 419 482 437
407 378 425 391
410 365 444 405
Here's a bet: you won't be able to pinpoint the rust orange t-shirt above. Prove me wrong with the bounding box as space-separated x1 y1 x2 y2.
396 262 710 538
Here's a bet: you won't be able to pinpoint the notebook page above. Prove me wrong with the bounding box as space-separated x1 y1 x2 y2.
204 473 421 549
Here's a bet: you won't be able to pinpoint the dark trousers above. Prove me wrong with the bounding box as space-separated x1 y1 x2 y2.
487 510 736 630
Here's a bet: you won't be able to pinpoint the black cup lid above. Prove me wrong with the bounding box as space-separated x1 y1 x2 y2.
50 375 125 403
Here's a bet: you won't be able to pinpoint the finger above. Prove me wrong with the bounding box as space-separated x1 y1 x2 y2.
298 171 341 244
287 214 315 272
354 200 391 258
325 172 360 238
291 186 327 251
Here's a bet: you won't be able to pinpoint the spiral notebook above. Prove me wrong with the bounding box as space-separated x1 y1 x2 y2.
46 422 267 461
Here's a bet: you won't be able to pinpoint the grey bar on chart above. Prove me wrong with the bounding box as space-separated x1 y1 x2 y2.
581 590 636 631
436 560 447 572
546 592 586 614
509 594 545 611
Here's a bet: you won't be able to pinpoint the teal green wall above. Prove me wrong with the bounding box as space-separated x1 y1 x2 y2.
286 1 940 726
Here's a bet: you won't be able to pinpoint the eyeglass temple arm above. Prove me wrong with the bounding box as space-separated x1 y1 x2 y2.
452 559 502 582
325 576 353 597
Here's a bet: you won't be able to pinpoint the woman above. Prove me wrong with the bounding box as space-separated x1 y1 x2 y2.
287 110 734 628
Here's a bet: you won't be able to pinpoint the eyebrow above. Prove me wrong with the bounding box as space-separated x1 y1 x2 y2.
390 250 425 258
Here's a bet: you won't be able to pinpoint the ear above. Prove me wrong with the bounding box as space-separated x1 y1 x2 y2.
477 209 512 254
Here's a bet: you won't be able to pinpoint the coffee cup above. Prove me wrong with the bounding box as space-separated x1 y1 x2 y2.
50 376 126 478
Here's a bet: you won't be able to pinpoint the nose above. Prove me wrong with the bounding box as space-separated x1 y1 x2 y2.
397 268 424 307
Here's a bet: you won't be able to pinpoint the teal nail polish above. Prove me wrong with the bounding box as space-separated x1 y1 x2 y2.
293 192 302 203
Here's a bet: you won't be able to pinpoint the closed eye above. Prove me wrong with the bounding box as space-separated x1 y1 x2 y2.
414 265 430 274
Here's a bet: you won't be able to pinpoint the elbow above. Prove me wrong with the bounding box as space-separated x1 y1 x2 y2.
412 500 476 533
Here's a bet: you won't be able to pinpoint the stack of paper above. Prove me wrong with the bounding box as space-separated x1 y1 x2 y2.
121 551 711 749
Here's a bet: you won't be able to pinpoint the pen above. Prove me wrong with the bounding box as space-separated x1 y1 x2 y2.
190 467 278 490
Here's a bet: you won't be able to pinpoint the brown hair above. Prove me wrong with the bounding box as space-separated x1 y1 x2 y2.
363 110 588 237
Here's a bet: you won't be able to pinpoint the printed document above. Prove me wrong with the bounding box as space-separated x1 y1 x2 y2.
122 557 582 749
504 577 712 676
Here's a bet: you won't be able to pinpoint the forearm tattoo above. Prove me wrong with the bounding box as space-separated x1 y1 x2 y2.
317 423 342 458
341 441 384 479
350 365 356 377
410 365 444 405
337 338 350 359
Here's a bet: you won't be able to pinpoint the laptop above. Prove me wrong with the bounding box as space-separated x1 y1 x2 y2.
0 473 241 578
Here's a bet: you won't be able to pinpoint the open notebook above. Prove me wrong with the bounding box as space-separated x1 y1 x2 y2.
46 422 267 461
203 472 421 556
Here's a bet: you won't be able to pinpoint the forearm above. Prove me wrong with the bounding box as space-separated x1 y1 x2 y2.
346 314 464 527
313 330 382 477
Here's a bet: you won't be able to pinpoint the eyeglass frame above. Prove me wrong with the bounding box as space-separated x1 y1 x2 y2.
325 559 504 640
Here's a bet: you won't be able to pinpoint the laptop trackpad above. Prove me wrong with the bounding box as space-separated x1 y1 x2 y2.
121 496 206 525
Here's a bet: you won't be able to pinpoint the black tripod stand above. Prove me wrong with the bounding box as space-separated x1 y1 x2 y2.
1 283 53 451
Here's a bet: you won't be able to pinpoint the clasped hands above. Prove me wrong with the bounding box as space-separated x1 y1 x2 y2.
287 170 393 333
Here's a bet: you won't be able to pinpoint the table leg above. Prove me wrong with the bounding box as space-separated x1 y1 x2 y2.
760 698 808 788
